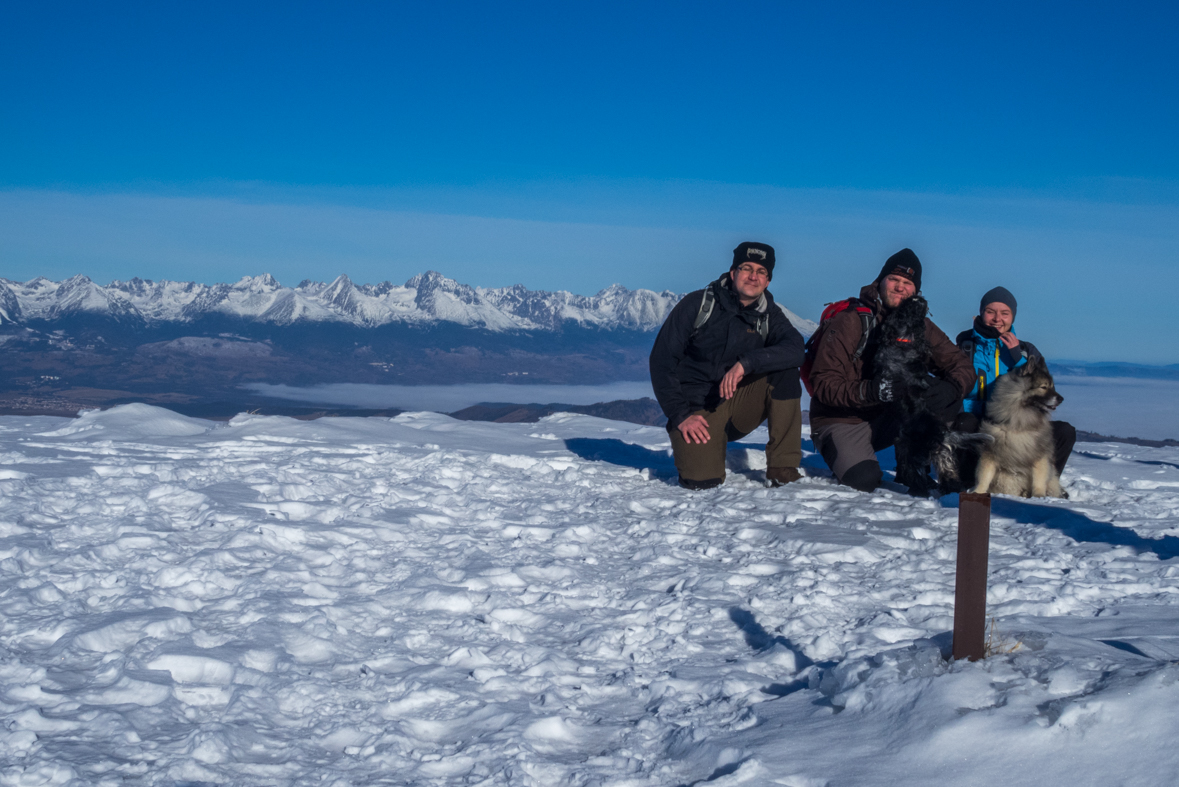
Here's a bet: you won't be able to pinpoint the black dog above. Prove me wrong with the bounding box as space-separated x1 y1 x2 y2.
873 295 987 496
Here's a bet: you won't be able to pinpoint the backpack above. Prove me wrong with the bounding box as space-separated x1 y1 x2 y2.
692 285 769 340
800 298 875 395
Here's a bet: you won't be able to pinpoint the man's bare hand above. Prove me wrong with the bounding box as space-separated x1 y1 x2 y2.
999 332 1020 350
719 362 745 400
677 414 711 444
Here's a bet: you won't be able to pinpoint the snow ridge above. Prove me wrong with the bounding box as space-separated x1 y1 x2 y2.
0 273 818 335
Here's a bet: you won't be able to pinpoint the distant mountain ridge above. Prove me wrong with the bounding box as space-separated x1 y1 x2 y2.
0 272 819 336
0 271 819 416
1050 360 1179 381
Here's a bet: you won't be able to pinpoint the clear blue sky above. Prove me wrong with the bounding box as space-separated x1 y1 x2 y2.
2 1 1177 361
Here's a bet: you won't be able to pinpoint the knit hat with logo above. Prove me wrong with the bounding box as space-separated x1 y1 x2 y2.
875 248 922 292
731 242 776 280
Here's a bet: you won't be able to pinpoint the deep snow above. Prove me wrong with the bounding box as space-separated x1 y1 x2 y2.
1 404 1178 786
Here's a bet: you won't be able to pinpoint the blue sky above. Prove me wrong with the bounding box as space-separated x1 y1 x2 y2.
2 1 1177 362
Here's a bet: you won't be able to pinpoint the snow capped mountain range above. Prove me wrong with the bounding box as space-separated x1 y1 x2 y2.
0 272 818 335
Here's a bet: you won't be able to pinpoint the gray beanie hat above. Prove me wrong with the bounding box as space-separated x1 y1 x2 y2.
980 286 1017 317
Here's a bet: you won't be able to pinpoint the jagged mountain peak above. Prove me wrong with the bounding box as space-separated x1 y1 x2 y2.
321 274 355 300
406 271 476 300
404 270 449 289
0 280 22 325
234 273 281 291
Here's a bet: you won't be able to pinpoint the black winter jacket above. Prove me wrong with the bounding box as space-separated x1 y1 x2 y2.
649 274 805 427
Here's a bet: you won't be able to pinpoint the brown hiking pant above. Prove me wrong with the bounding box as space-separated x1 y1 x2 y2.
668 373 803 487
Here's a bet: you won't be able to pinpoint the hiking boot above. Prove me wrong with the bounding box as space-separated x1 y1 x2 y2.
766 467 802 487
679 475 723 491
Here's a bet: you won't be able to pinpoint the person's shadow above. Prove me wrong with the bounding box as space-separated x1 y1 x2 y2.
726 607 835 699
565 436 836 485
563 438 678 483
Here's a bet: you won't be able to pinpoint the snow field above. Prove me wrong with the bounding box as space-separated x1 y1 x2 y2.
0 404 1177 785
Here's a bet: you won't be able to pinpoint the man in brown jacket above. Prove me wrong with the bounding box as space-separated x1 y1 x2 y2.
809 249 975 493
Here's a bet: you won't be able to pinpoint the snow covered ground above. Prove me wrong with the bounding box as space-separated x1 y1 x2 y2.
1 404 1178 786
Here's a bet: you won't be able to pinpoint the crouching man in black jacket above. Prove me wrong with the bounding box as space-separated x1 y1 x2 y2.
649 242 806 490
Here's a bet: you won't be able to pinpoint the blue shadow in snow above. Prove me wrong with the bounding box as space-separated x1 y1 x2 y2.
730 438 834 478
1075 450 1179 472
727 607 833 699
984 497 1179 561
563 436 843 484
1100 639 1152 658
563 438 678 482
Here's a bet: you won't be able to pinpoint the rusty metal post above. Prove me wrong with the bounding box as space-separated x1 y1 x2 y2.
952 492 992 661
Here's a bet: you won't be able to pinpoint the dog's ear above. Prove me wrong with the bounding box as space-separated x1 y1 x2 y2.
1022 354 1042 374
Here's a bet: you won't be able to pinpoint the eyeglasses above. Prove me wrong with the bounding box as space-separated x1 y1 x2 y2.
735 264 769 279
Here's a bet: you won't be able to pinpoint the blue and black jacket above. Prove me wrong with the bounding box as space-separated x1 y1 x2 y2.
955 316 1043 416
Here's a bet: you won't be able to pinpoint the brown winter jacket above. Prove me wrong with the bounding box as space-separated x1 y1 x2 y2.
809 284 975 427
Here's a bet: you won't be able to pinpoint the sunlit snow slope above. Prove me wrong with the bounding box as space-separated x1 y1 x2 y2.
0 406 1177 785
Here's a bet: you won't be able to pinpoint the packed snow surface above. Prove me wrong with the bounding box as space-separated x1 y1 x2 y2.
1 404 1178 785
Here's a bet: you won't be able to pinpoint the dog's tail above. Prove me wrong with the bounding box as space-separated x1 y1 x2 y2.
933 431 994 493
943 431 994 452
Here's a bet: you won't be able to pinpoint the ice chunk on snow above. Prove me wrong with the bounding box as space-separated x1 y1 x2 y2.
524 716 582 742
146 654 235 684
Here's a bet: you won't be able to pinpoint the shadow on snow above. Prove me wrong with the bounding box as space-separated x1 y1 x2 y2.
563 436 837 485
1075 449 1179 472
726 607 839 701
563 438 678 483
978 497 1179 561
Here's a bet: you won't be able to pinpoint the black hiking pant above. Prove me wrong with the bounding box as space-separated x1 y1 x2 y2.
812 379 962 493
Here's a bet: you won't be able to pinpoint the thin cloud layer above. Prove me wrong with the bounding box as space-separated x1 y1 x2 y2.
245 381 659 412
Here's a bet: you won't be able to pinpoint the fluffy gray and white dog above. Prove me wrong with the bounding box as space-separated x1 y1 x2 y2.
973 354 1067 498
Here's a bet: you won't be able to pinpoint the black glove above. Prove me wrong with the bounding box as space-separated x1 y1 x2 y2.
873 374 910 404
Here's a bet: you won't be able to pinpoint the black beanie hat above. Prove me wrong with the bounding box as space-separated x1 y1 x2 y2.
731 242 776 280
980 286 1017 318
875 248 922 292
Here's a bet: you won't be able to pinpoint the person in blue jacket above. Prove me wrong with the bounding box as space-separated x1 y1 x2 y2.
953 286 1076 474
